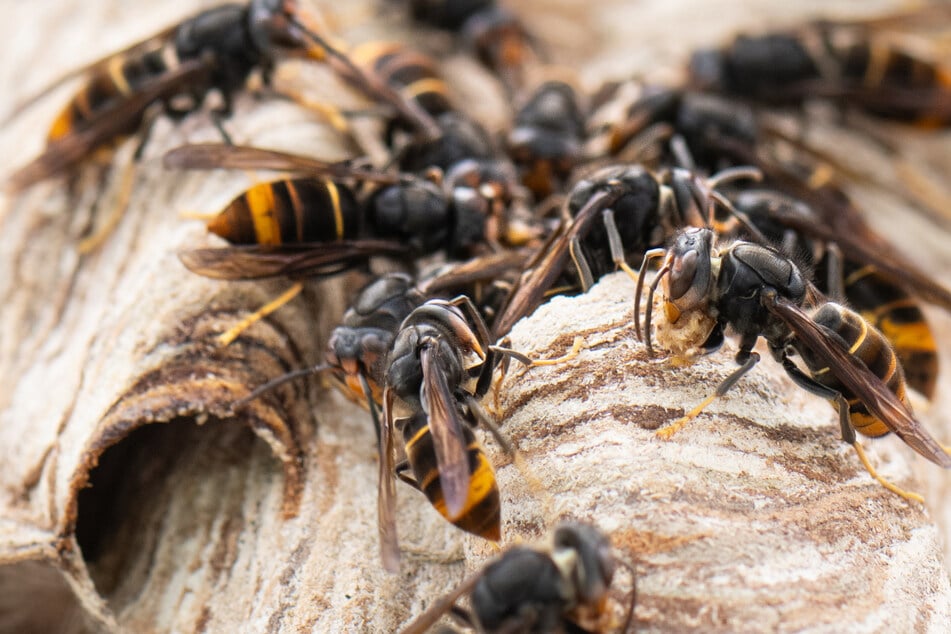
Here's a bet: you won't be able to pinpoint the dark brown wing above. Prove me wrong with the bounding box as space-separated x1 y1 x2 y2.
417 249 529 296
764 199 951 311
163 144 403 184
420 345 471 520
0 25 179 127
767 294 951 467
178 240 406 280
398 567 485 634
7 60 209 192
492 187 623 337
773 80 951 122
379 387 400 573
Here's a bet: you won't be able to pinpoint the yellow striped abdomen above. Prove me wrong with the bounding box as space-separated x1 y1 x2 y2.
48 45 169 142
206 179 361 245
800 303 907 439
402 414 501 541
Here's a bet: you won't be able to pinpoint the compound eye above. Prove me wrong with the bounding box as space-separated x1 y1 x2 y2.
667 249 699 300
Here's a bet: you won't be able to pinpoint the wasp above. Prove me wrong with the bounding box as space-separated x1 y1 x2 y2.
506 81 586 199
377 281 581 571
590 81 951 228
378 295 511 571
688 8 951 127
635 227 951 502
728 189 940 401
165 145 407 280
7 0 440 192
164 128 535 345
399 522 635 634
491 162 761 337
163 143 538 281
711 132 950 401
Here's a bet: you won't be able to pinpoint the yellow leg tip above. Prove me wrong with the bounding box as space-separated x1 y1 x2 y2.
216 282 303 347
903 491 925 505
530 336 586 367
655 424 681 441
852 441 924 504
78 152 138 254
216 328 242 347
655 394 716 440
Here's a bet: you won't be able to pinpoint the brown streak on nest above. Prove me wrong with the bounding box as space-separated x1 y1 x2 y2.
312 438 342 517
510 407 595 443
265 538 313 633
15 444 55 501
504 391 677 443
612 527 710 556
669 484 760 515
607 404 684 431
717 412 862 486
499 368 589 418
504 517 547 540
637 594 732 632
281 538 312 587
299 610 327 634
733 416 833 447
501 352 655 418
535 317 634 355
194 606 213 633
770 450 855 488
208 515 244 584
778 488 919 550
